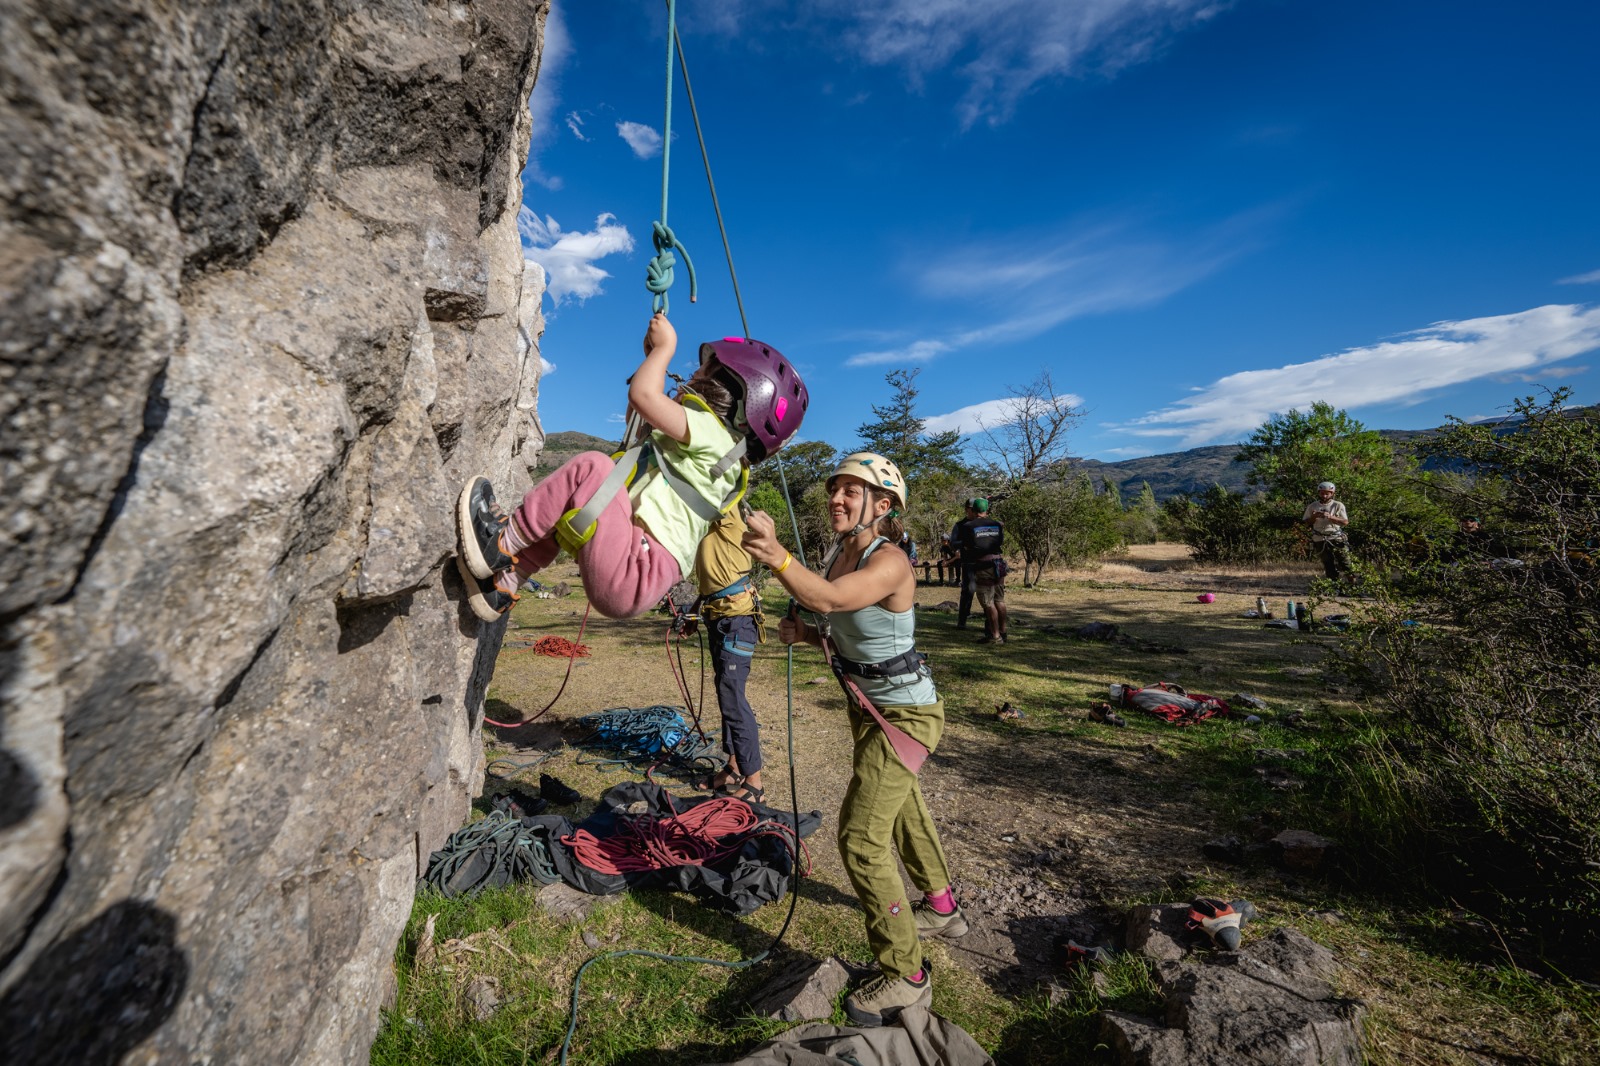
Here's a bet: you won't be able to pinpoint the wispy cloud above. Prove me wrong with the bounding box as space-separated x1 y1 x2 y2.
524 0 572 190
827 0 1229 128
845 206 1273 368
1117 304 1600 448
565 111 589 141
1495 364 1588 383
616 121 663 159
925 393 1084 435
520 209 636 304
1559 268 1600 285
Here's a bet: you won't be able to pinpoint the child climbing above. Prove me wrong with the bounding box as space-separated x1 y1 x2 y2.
454 312 807 622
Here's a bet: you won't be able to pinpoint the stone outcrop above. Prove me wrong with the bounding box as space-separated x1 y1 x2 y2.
1 2 550 1061
1107 906 1364 1065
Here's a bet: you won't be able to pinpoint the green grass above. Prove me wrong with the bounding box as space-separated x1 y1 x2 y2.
376 559 1600 1065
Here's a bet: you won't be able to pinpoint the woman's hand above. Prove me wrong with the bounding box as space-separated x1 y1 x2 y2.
741 509 786 568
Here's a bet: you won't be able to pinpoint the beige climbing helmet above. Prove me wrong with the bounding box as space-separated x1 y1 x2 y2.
828 452 908 511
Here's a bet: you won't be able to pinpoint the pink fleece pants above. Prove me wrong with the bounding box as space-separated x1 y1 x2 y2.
508 451 682 619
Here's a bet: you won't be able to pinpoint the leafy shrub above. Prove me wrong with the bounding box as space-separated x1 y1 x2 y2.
1334 392 1600 961
1159 485 1296 565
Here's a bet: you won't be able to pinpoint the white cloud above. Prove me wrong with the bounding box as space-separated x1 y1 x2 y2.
565 111 589 141
1117 304 1600 447
605 412 627 424
845 206 1271 367
1559 268 1600 285
540 356 557 375
1494 364 1588 383
524 0 572 190
925 393 1084 435
616 121 663 159
519 208 636 304
827 0 1229 128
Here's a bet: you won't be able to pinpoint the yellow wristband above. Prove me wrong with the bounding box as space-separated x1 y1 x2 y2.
774 553 793 574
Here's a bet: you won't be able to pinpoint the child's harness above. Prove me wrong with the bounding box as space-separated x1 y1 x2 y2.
552 395 750 558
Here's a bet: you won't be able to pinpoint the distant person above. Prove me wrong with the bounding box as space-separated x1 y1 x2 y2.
1302 481 1351 583
951 498 1007 643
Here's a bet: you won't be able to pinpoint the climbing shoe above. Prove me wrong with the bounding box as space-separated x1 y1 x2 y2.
540 773 583 806
457 475 516 580
457 554 516 622
1088 702 1127 728
912 898 970 940
1187 897 1257 951
843 965 932 1027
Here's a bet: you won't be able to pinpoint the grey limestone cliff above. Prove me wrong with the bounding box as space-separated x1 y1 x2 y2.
0 1 549 1061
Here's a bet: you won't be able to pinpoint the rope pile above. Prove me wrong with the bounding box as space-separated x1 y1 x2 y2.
563 796 756 874
518 635 590 658
576 705 721 773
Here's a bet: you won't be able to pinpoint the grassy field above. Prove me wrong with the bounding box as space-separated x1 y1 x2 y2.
373 545 1600 1065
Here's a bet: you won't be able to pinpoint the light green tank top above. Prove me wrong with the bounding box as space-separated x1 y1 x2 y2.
824 538 939 707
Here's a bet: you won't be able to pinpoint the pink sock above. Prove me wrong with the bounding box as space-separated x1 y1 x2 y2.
908 968 925 983
925 887 956 914
500 511 534 555
493 570 521 595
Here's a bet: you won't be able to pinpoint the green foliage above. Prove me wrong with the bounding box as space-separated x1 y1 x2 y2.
1235 400 1450 559
1159 485 1296 565
752 439 837 503
1333 391 1600 960
1120 481 1161 545
856 368 967 482
994 475 1123 584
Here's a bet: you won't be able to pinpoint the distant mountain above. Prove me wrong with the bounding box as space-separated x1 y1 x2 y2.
1078 427 1440 502
531 430 618 482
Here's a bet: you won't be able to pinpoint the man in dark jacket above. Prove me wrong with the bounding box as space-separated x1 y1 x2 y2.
948 498 1007 642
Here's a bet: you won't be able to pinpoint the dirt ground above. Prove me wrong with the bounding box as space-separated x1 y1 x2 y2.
484 544 1340 994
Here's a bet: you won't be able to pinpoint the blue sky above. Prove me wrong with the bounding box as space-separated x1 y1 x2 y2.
519 0 1600 460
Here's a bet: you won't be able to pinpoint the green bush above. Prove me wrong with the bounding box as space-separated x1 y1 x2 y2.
1159 485 1296 565
1333 392 1600 961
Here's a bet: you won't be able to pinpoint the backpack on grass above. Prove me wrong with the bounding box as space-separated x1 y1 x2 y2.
1117 682 1231 726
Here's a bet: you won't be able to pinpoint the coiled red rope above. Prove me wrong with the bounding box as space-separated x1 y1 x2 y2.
519 635 590 658
561 796 808 877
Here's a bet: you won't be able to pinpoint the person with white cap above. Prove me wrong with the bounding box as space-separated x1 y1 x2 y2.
1302 481 1351 582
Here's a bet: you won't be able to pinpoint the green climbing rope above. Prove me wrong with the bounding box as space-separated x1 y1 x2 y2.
646 0 697 313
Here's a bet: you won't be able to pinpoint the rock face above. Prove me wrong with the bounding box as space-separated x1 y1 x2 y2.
1108 907 1365 1066
0 2 550 1062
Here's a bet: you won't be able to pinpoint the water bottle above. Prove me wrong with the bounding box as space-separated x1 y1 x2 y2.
1286 599 1296 620
1255 596 1267 617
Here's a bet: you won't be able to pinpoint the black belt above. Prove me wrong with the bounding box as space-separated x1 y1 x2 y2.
830 647 927 680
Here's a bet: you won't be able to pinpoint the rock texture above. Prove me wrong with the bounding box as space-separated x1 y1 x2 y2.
1108 906 1365 1065
0 2 550 1062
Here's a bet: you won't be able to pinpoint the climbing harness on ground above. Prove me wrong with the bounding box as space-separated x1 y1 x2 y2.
562 794 805 877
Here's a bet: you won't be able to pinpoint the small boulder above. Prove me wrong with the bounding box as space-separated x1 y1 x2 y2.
1272 829 1335 872
746 956 852 1022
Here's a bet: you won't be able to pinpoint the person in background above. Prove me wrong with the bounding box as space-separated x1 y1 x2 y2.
941 502 984 628
1302 480 1351 583
956 498 1007 644
690 509 766 803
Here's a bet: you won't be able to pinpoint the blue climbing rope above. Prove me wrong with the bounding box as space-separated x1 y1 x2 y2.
646 0 697 313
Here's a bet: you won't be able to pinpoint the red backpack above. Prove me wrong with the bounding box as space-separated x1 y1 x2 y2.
1117 682 1231 725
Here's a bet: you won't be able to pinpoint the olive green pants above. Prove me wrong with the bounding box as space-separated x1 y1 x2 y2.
837 699 952 979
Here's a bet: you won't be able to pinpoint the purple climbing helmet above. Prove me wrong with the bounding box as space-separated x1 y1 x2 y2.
698 337 809 463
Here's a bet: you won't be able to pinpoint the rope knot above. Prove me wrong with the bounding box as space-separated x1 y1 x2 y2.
647 220 697 313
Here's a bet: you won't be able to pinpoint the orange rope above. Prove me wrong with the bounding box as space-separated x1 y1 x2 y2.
562 796 807 876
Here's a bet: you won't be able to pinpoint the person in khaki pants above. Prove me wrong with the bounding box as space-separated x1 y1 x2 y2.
743 452 968 1028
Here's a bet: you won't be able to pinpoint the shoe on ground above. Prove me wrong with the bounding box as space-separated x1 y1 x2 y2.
912 899 970 940
843 966 933 1027
976 634 997 644
1088 703 1127 728
1188 897 1255 951
456 554 517 622
457 475 516 580
540 773 583 806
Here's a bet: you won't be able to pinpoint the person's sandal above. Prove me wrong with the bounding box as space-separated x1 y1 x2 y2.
692 771 741 794
725 784 765 805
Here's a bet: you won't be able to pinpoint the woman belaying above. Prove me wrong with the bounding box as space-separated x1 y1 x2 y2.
454 312 807 621
741 452 969 1028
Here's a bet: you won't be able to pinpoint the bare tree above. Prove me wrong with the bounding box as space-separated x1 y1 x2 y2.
970 370 1084 485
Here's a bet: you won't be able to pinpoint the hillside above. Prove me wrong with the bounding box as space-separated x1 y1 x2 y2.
532 430 619 482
